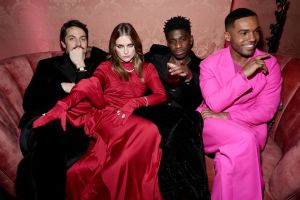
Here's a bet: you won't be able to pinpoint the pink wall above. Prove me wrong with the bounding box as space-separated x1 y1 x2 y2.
0 0 232 60
1 1 299 59
232 0 300 58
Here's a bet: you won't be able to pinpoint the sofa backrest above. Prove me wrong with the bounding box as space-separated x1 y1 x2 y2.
266 55 300 200
0 51 62 196
269 55 300 154
0 51 299 198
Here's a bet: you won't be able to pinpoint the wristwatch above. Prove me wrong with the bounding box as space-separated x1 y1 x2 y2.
78 67 87 72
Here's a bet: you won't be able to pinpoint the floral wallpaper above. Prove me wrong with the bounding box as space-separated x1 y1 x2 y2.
0 0 232 59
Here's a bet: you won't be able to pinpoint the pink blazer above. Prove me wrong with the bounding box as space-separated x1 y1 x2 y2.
197 47 282 146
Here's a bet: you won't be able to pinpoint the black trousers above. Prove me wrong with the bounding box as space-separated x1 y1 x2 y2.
15 119 89 200
135 105 210 200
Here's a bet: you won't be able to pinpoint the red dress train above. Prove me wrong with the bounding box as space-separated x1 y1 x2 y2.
65 61 165 200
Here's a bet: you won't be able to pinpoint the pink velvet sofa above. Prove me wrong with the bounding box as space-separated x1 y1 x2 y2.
0 52 299 199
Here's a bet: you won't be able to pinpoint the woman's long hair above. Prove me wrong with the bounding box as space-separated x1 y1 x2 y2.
108 23 144 80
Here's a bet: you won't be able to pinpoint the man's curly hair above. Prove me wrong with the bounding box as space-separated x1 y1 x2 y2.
163 16 191 38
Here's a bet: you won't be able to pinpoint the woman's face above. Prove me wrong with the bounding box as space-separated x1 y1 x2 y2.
115 35 136 62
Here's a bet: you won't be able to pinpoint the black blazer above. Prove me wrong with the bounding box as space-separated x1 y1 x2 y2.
144 44 203 111
19 47 107 128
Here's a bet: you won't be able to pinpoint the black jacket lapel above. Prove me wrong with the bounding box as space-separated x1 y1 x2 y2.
55 54 77 83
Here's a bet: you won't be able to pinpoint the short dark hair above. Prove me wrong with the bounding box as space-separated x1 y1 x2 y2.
225 8 257 30
163 16 191 38
60 20 88 43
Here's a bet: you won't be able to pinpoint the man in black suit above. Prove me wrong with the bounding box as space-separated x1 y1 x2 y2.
135 16 210 199
16 20 107 200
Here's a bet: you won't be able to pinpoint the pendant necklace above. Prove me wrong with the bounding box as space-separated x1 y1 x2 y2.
124 68 135 73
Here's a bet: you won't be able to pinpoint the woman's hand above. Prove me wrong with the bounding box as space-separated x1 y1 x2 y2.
33 101 68 131
112 97 148 126
112 109 130 126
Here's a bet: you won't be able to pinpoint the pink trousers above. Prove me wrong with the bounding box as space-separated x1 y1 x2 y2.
203 118 265 200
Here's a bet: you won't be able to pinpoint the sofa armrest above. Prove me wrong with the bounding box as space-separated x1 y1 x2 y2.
265 56 300 200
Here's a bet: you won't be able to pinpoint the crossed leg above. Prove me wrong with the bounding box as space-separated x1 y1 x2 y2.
203 118 264 200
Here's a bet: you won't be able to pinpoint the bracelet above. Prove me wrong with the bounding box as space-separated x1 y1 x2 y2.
143 97 149 106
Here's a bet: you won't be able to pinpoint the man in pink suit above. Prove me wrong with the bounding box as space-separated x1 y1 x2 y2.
197 8 282 200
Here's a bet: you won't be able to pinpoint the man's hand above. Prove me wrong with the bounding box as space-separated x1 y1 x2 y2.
69 47 85 69
167 62 192 80
201 108 228 119
61 82 75 93
242 54 270 78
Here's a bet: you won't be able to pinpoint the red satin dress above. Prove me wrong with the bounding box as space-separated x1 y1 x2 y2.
65 61 165 200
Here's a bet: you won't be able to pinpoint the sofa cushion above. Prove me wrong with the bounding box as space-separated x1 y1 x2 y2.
261 137 282 198
269 142 300 200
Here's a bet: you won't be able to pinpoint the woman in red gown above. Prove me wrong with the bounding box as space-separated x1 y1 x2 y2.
33 23 166 200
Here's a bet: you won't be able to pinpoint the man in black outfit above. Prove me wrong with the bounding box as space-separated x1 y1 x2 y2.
15 20 107 200
135 16 210 199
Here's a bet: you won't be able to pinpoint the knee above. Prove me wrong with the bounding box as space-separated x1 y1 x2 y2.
147 122 161 142
141 120 160 137
134 120 161 150
149 121 159 134
230 131 259 156
237 131 257 146
67 164 86 180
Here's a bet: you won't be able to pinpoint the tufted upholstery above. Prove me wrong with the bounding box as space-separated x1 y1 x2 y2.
0 52 62 197
0 52 299 199
263 55 300 200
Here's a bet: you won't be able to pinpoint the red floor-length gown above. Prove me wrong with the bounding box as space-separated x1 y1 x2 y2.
65 61 165 200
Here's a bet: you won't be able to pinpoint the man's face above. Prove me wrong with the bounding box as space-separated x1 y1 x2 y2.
225 16 260 59
61 26 88 54
166 29 193 60
115 35 136 63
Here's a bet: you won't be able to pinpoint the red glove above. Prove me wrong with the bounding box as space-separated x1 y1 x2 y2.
113 97 148 126
33 101 68 131
32 88 87 131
